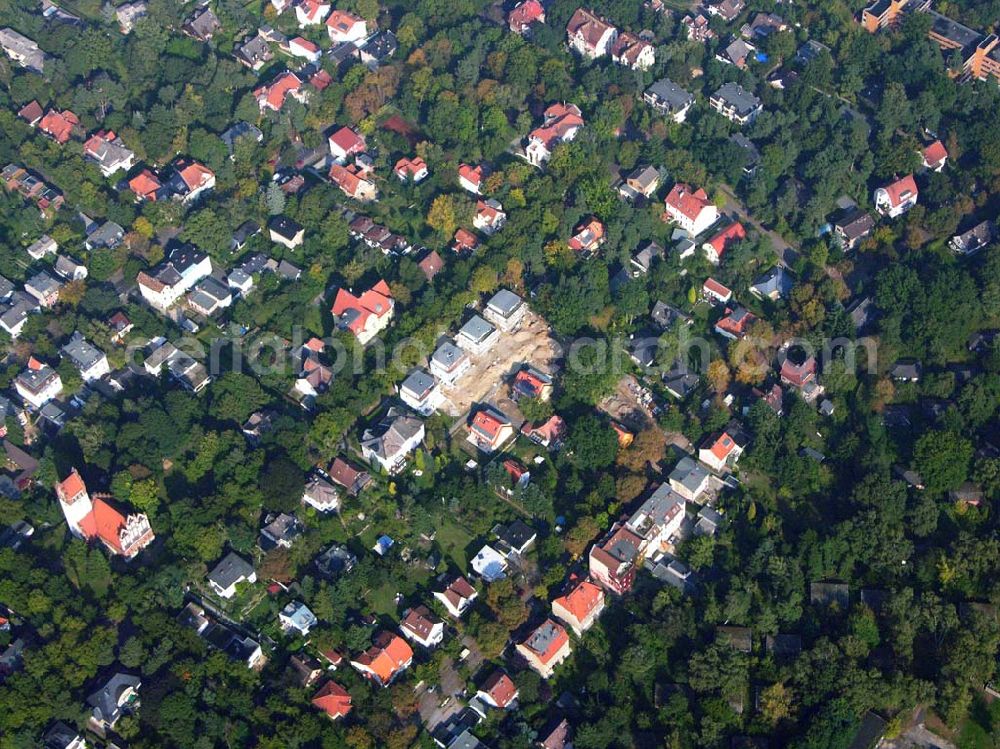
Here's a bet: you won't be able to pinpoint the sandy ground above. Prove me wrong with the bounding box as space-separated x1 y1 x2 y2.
440 310 561 418
598 375 659 431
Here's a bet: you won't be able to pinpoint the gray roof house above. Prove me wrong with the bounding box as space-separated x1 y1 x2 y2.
361 408 425 474
54 255 87 281
183 7 221 41
208 551 256 598
235 34 273 70
483 288 525 330
87 671 141 729
222 122 264 154
709 83 762 126
26 235 57 260
457 315 498 355
950 220 994 256
644 78 695 122
749 266 794 300
60 332 109 382
84 220 124 250
259 512 303 550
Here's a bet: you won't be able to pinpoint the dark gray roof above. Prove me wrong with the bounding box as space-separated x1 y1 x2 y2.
712 82 761 116
400 368 436 399
61 333 105 370
208 551 254 590
645 78 694 111
87 672 140 725
222 122 263 152
458 315 495 344
669 455 709 492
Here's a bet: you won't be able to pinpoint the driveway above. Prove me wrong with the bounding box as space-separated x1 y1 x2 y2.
717 183 799 268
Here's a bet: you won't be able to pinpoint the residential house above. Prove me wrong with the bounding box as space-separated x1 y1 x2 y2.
399 368 444 415
682 14 715 42
295 0 330 26
329 162 377 201
83 131 135 177
24 271 61 307
568 217 606 254
302 473 341 513
702 277 733 304
187 277 232 317
60 333 109 382
288 36 321 62
566 8 618 59
508 0 545 34
0 28 45 72
474 198 506 234
222 123 264 158
484 289 526 332
750 266 794 300
208 551 256 598
477 670 519 710
730 133 761 177
780 355 818 389
351 631 413 686
361 408 424 474
525 103 584 167
589 523 645 595
400 605 445 649
312 681 352 721
457 315 499 355
38 109 80 144
84 220 124 250
742 12 787 38
42 722 86 749
116 1 148 33
26 235 57 260
279 601 317 636
17 100 42 126
539 719 572 749
861 0 909 31
169 159 215 204
431 340 471 383
87 672 141 731
434 575 478 618
254 71 305 112
921 140 948 171
950 220 994 256
128 168 166 202
259 512 303 550
178 603 263 668
326 9 367 43
709 83 762 125
706 0 745 22
235 33 273 70
289 654 324 688
716 36 757 68
268 215 305 249
55 469 155 559
698 426 748 472
495 519 537 557
108 311 132 343
891 359 921 382
357 30 397 67
137 244 212 310
314 542 357 580
619 165 661 201
626 484 687 557
329 457 371 496
702 221 746 264
452 227 481 254
522 414 567 448
668 455 712 502
834 209 875 250
874 174 918 218
517 619 571 679
331 279 394 344
714 305 756 340
395 156 429 183
611 31 655 70
2 164 63 215
418 250 444 281
551 579 605 636
471 544 508 581
511 365 553 401
458 163 485 194
467 405 514 453
663 183 719 236
183 7 220 41
328 126 366 162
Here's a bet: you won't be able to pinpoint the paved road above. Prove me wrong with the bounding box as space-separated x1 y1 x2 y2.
717 183 799 268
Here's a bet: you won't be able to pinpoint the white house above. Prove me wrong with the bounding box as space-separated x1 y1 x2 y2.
208 551 256 599
302 474 341 513
434 576 478 618
430 340 471 384
525 103 584 167
360 409 424 474
398 368 444 416
137 245 212 311
874 174 918 219
15 359 62 409
471 544 508 582
326 9 367 43
295 0 330 26
663 183 719 237
60 333 110 383
566 8 617 59
457 315 499 356
624 484 686 558
399 606 445 649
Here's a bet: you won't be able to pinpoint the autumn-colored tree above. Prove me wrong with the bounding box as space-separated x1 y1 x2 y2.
427 194 458 239
59 280 86 307
616 428 666 473
564 515 600 558
616 473 648 503
759 682 795 725
707 359 731 394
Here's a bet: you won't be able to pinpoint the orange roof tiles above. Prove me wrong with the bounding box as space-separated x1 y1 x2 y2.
665 183 713 222
39 109 79 144
312 681 352 720
882 174 918 208
553 580 603 623
922 140 948 168
129 169 162 200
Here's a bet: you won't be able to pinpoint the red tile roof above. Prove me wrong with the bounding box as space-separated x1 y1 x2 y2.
529 104 584 151
256 71 302 110
418 250 444 280
177 161 214 191
665 183 712 222
567 8 615 50
129 169 162 200
327 9 364 32
452 228 480 252
881 174 918 209
521 619 569 664
702 277 732 301
509 0 545 31
329 126 366 156
704 221 746 260
553 579 603 623
354 631 413 684
395 156 427 178
39 109 79 144
312 681 352 720
458 163 483 188
331 280 393 334
922 140 948 169
470 408 509 441
17 100 43 124
481 670 518 708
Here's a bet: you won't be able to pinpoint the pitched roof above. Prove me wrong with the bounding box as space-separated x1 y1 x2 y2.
331 280 393 334
38 109 79 144
704 222 747 259
418 250 444 281
401 605 442 641
469 406 510 441
880 174 918 208
922 140 948 168
529 103 584 151
481 670 518 707
129 169 161 199
458 163 483 187
257 71 302 110
354 631 413 683
509 0 545 30
177 160 214 191
311 681 352 719
567 8 615 49
521 619 569 663
327 8 364 32
553 579 603 623
329 126 365 155
665 183 713 222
